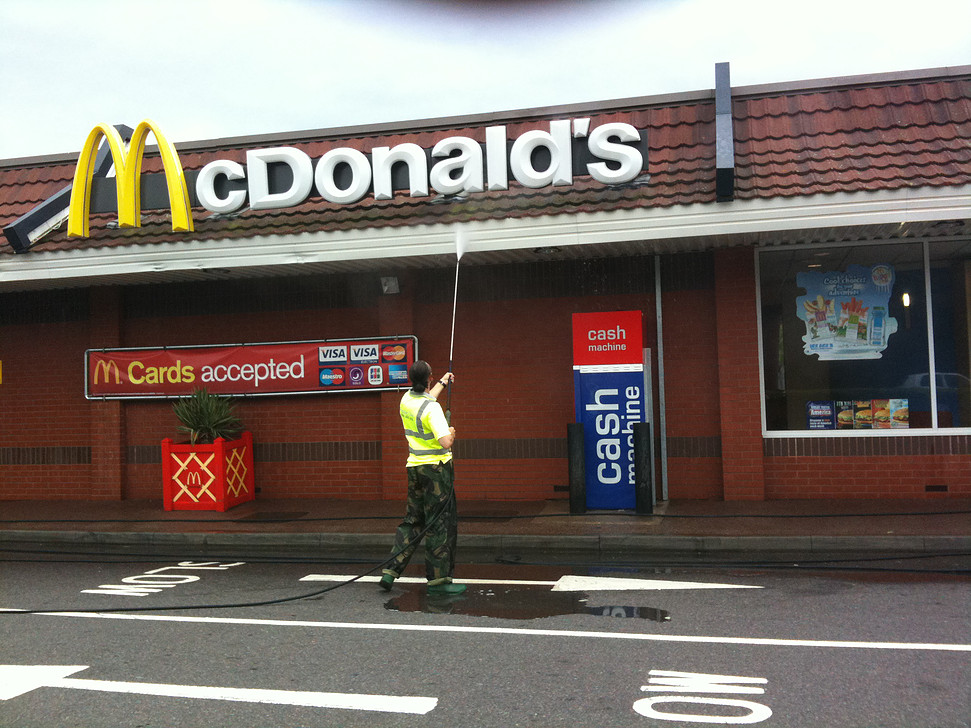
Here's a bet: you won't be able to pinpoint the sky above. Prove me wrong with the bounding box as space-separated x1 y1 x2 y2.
1 0 969 160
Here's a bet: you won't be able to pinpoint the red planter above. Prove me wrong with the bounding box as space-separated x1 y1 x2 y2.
161 431 255 511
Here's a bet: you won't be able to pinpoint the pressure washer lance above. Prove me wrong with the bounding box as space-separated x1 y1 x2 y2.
445 225 467 425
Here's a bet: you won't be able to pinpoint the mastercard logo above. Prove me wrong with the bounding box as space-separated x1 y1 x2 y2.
381 345 406 362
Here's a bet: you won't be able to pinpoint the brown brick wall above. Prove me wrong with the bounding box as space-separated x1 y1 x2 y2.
764 436 971 497
715 247 766 500
2 254 969 502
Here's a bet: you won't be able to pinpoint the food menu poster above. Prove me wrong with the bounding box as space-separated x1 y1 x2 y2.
795 264 898 360
807 399 909 430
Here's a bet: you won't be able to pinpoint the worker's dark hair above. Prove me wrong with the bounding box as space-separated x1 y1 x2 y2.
409 360 432 393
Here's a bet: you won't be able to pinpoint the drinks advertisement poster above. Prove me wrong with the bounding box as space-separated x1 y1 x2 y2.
795 264 898 360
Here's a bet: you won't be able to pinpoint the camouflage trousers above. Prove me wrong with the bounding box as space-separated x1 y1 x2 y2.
385 460 458 585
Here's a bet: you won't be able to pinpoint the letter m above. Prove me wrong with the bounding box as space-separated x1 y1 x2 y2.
92 359 121 385
643 670 767 695
68 119 193 237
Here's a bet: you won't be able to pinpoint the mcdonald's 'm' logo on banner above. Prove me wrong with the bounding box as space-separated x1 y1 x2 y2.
68 120 194 238
92 359 121 385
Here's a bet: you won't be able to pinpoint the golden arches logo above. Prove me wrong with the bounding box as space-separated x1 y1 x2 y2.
92 359 121 385
68 120 193 238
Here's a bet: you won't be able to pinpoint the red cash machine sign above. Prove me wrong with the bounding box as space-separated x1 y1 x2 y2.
572 311 644 366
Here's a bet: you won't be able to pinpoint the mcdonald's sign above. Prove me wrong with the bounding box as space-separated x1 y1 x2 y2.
60 116 647 238
92 359 121 385
67 119 193 238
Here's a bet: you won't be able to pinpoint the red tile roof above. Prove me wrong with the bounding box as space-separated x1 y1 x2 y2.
2 67 969 256
734 76 971 197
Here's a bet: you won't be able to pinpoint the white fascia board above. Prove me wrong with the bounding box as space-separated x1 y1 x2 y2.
2 185 969 286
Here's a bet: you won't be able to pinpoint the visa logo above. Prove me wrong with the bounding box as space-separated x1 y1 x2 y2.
350 344 379 363
318 346 347 364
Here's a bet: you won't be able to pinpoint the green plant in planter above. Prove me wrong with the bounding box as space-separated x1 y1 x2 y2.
172 388 243 445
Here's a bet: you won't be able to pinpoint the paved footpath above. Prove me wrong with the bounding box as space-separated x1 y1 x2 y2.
0 497 968 560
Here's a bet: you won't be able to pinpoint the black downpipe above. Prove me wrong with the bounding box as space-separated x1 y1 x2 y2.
567 423 586 515
633 421 654 515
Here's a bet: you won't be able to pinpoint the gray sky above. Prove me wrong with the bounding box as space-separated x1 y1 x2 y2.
1 0 969 160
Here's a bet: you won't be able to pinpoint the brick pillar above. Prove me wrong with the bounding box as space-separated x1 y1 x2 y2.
88 287 125 500
378 272 415 500
714 248 765 500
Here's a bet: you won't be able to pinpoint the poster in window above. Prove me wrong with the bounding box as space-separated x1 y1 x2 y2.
795 264 898 360
806 401 835 429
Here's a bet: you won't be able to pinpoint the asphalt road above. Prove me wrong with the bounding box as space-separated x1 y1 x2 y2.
1 552 968 727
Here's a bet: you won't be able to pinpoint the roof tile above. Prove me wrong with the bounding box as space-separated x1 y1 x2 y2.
3 71 970 256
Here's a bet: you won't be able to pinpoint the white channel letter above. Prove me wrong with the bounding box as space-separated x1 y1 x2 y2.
509 120 573 188
372 143 428 200
430 136 484 195
246 147 313 210
315 148 372 204
587 122 643 185
196 159 247 214
485 125 508 191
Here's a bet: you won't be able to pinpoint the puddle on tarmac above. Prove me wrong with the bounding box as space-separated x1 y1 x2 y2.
384 587 671 621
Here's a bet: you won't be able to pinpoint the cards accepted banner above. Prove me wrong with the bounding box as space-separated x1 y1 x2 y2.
86 337 417 399
572 311 648 510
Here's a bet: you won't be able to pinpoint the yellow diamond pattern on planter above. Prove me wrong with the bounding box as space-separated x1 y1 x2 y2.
170 452 217 503
162 432 255 512
224 447 249 498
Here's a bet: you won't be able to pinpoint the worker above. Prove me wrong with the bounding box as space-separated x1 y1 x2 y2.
380 360 465 595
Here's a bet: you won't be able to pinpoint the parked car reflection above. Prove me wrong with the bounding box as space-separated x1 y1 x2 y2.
899 372 970 427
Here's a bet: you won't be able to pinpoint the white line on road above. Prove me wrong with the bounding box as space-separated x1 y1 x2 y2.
25 611 971 653
300 575 558 587
299 574 764 591
0 664 437 714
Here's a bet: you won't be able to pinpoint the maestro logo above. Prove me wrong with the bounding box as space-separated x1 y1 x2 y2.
319 367 346 387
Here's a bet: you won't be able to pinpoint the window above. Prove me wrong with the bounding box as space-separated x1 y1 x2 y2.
759 240 970 432
929 240 971 428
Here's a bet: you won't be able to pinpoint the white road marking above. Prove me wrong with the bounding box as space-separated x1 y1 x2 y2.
0 664 437 714
23 611 971 653
300 575 558 587
299 574 763 591
552 575 762 592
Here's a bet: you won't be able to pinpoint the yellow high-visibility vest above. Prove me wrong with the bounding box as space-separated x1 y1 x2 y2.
400 391 451 466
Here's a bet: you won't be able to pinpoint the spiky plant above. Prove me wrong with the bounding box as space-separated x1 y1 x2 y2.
172 388 243 445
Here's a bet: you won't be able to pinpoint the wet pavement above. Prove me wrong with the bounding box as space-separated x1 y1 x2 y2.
383 587 673 622
0 496 968 561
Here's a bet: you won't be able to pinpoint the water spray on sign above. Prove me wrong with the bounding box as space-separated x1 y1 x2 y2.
446 225 467 423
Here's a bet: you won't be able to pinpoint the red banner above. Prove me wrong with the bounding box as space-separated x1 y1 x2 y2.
86 337 417 399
